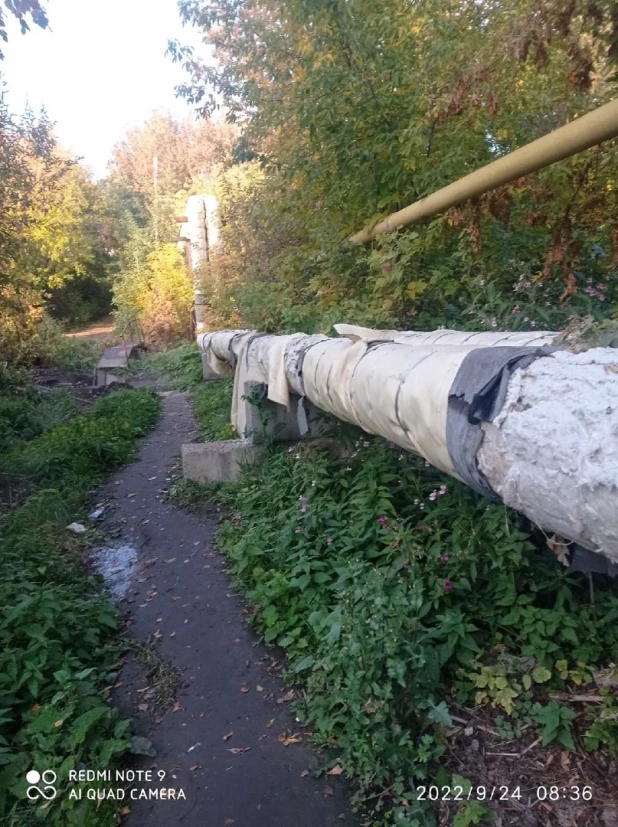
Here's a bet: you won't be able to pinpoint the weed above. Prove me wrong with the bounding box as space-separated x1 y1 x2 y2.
140 343 203 391
0 385 160 825
202 437 618 824
193 380 236 441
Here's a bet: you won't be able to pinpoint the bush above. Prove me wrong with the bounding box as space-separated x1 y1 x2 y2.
212 437 618 824
114 243 194 351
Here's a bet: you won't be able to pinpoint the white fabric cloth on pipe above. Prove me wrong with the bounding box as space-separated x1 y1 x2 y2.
301 339 476 476
334 324 556 347
228 332 308 437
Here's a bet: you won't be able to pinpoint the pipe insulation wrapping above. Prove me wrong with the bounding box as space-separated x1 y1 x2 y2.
197 327 618 564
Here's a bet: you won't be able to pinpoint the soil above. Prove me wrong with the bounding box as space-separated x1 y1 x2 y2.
441 705 618 827
95 391 359 827
64 314 118 344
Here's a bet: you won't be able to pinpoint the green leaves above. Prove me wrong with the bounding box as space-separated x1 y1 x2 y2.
427 701 452 727
531 701 576 751
0 387 159 824
531 666 552 684
209 430 618 823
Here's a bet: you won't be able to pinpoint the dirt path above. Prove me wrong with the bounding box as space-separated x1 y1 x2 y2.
64 314 118 343
97 391 358 827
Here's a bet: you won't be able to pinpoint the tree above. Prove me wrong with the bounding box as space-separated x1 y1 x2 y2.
169 0 618 334
0 0 49 58
109 112 236 236
0 94 122 361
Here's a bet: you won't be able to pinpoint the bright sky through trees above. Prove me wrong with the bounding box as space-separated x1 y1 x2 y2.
1 0 201 176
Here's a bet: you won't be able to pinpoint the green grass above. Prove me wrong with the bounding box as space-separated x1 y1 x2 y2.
215 443 618 823
139 343 203 390
0 374 160 826
192 381 236 441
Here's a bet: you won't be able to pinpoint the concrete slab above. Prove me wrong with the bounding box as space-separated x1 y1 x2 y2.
97 344 131 370
95 344 144 387
182 439 267 483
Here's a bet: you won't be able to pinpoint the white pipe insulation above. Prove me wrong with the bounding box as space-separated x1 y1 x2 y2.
197 326 618 567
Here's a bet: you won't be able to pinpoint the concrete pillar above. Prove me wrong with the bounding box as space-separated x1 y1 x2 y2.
242 382 327 444
202 353 227 381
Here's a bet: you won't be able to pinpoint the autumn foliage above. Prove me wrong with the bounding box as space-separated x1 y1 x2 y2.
170 0 618 334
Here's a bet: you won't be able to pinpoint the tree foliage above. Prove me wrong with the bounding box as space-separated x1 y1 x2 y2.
0 0 48 58
109 112 237 233
172 0 618 333
0 94 119 362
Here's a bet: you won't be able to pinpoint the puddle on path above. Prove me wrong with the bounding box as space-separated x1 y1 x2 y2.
91 544 137 600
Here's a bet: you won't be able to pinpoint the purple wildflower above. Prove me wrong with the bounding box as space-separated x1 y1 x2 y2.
378 515 388 527
444 579 453 591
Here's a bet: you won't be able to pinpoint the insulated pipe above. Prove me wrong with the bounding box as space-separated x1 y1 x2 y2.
350 98 618 244
198 327 618 566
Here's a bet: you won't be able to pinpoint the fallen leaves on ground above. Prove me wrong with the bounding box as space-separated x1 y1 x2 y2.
240 686 249 693
223 731 234 741
277 690 295 704
266 719 274 728
228 747 251 755
172 701 182 712
278 732 302 746
327 765 343 776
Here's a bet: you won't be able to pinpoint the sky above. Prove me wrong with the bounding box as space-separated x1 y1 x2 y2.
1 0 204 177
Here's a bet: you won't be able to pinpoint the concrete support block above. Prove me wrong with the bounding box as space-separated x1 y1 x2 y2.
95 369 128 387
202 353 226 381
182 439 266 483
242 382 328 443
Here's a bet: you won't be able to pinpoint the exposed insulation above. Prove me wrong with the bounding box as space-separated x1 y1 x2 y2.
479 348 618 564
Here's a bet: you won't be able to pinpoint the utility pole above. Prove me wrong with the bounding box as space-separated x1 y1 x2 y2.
153 155 159 245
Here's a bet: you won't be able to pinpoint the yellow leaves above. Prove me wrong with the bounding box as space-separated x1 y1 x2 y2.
278 732 303 746
406 280 427 301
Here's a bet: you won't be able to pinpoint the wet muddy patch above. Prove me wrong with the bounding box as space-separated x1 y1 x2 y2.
91 543 138 600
